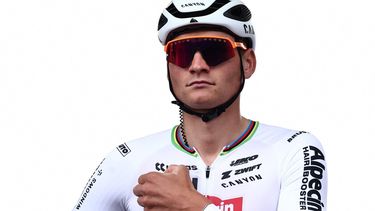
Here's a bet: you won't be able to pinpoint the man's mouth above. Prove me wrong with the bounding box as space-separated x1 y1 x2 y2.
187 80 215 87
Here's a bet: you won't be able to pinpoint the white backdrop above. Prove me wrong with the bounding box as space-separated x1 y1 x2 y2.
0 0 374 210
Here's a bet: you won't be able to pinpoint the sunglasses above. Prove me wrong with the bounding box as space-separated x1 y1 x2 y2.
164 36 247 68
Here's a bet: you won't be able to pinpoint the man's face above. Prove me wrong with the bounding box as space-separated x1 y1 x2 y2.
168 30 245 112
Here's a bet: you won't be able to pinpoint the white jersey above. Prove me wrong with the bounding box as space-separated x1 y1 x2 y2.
73 121 327 211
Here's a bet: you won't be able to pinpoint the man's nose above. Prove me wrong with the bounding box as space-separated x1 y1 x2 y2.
188 51 210 73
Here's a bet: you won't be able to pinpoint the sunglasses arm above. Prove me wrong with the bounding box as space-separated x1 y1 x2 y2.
234 42 247 50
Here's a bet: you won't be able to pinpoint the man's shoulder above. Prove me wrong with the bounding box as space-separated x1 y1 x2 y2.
105 126 176 160
253 122 325 166
255 122 323 148
89 127 177 179
125 126 176 147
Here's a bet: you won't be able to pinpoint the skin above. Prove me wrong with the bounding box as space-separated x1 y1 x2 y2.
133 30 257 210
133 165 211 211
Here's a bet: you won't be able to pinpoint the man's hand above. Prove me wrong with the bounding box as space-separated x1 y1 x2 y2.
133 165 212 210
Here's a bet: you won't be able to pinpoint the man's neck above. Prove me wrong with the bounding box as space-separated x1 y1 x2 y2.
182 100 249 166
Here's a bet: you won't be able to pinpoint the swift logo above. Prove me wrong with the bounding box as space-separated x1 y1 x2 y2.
207 196 243 211
222 163 262 179
221 170 232 180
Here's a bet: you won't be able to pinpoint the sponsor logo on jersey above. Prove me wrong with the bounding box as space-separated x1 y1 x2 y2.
155 162 198 172
286 131 307 143
75 159 105 210
207 196 243 211
230 154 258 167
221 174 262 188
180 2 205 8
299 145 326 210
155 162 168 171
221 163 262 179
116 143 131 157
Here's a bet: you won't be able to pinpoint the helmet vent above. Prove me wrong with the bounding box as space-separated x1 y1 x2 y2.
224 5 251 21
158 14 168 30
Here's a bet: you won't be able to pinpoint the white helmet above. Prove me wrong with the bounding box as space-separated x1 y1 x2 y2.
158 0 255 49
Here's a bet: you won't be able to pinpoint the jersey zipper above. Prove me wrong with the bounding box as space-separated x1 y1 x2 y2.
206 166 211 179
204 166 211 199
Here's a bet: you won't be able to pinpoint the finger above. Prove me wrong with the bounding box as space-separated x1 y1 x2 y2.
133 182 158 197
172 165 191 176
164 164 178 173
137 195 145 207
138 174 146 184
133 184 143 197
137 194 162 208
166 164 190 175
144 207 165 211
138 172 158 184
144 206 164 211
177 165 192 180
172 165 195 189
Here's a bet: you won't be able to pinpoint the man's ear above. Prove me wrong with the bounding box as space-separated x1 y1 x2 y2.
241 49 256 79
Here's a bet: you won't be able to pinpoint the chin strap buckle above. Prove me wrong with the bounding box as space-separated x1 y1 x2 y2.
200 107 226 122
172 101 226 122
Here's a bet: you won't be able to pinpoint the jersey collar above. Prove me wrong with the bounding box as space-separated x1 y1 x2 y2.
171 120 259 157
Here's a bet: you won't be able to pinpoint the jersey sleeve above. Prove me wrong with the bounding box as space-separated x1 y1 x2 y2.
72 144 135 211
277 133 328 211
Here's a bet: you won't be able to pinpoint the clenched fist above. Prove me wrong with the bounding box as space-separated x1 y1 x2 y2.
133 165 212 210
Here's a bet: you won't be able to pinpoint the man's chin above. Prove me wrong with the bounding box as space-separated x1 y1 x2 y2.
185 103 216 113
181 96 224 112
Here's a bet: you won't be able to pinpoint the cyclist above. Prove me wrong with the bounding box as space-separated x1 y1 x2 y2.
73 0 327 210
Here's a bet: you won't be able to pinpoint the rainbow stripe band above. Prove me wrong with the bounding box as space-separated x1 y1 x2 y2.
171 120 259 157
171 126 198 157
220 120 258 156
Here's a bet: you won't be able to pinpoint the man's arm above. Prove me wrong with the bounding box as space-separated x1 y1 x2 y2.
72 153 130 211
277 134 328 211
